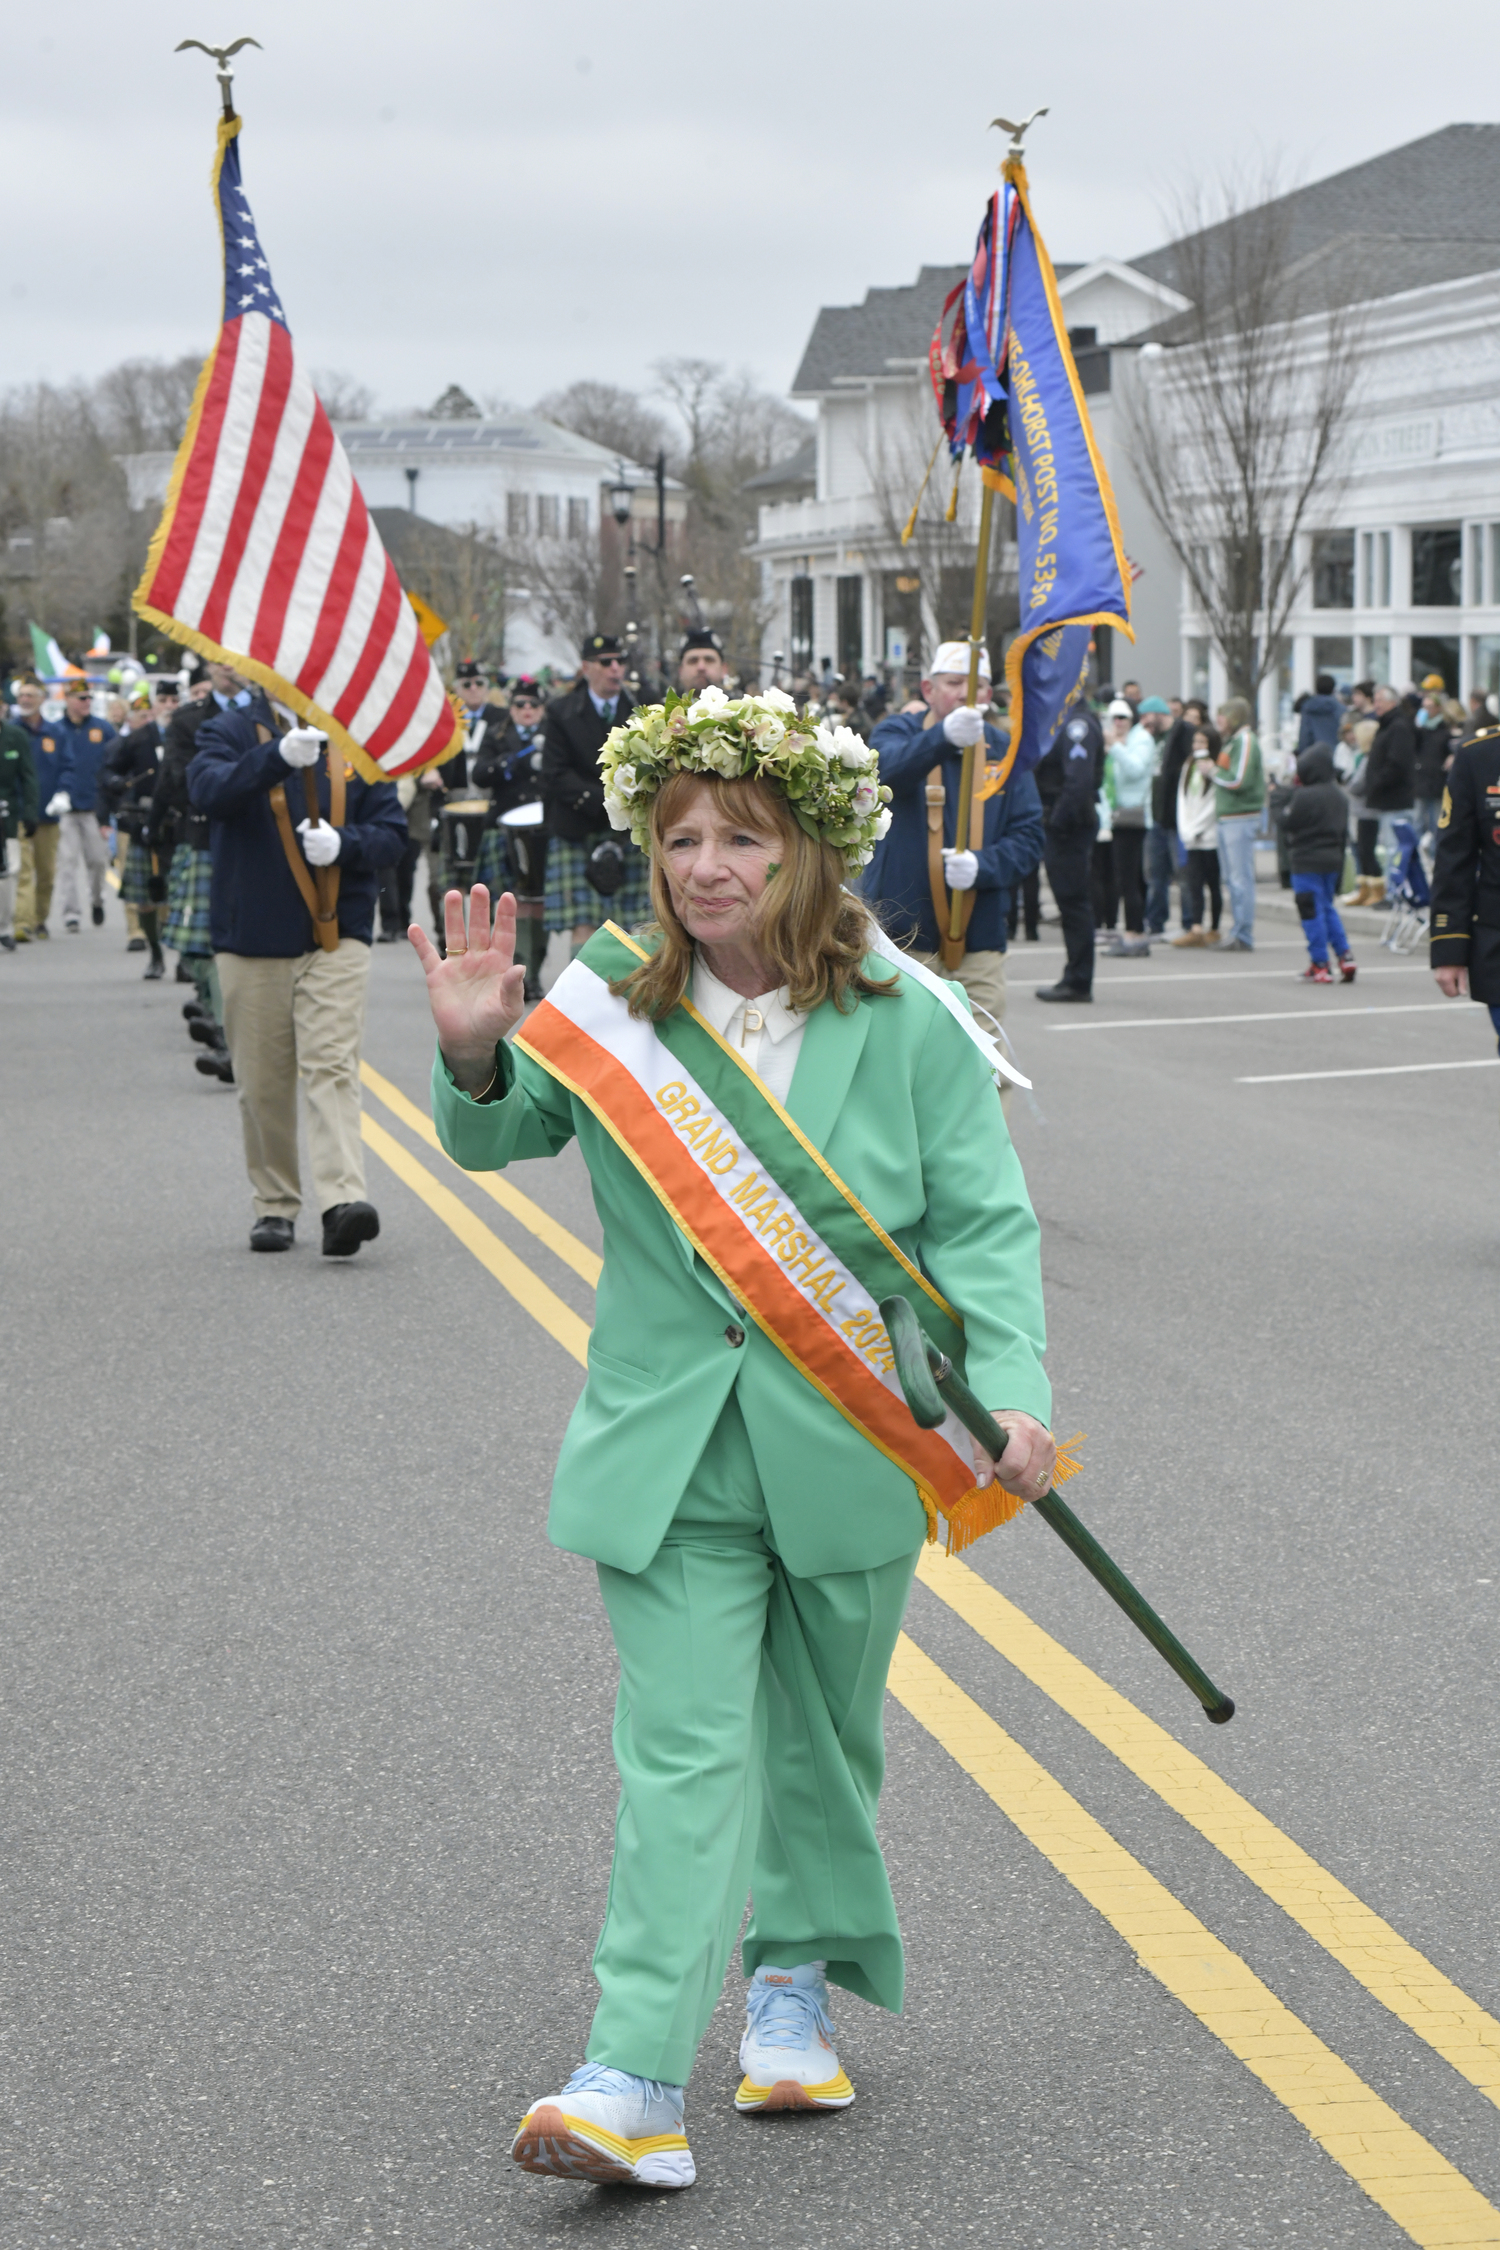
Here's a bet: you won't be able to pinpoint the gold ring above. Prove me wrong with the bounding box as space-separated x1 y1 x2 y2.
447 942 468 956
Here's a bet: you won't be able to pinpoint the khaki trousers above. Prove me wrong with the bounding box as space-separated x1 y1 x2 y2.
16 824 59 931
904 944 1008 1034
905 945 1010 1110
56 811 109 921
217 939 372 1222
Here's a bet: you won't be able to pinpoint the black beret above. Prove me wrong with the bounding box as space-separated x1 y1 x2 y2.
679 629 723 656
583 633 623 658
455 660 487 683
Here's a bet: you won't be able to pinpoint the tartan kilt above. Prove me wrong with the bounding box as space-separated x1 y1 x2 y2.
118 837 156 907
544 832 653 935
474 822 548 899
163 844 214 956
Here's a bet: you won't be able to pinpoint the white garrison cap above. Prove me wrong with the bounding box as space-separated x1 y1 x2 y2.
928 640 991 678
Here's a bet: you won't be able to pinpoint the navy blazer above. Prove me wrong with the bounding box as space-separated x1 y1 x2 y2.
861 709 1045 952
189 706 406 955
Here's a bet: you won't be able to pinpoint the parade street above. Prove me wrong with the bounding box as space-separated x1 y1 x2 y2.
5 896 1500 2250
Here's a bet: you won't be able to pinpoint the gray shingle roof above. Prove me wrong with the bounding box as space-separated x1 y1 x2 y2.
1131 125 1500 304
791 262 1087 393
742 436 817 494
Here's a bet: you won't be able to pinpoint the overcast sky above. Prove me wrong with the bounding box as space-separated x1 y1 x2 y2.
4 0 1495 428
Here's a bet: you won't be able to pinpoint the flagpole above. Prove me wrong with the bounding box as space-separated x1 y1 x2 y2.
946 477 996 949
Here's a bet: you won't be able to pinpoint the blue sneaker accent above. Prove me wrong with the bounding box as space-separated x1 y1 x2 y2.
737 1962 855 2111
512 2062 693 2186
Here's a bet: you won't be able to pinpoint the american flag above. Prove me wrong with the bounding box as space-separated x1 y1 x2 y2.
134 118 460 780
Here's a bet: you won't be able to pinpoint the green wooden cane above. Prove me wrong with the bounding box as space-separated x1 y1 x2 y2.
880 1294 1235 1724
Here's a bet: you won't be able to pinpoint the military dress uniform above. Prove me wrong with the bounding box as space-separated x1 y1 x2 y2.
1430 724 1500 1050
472 708 548 997
151 697 222 1019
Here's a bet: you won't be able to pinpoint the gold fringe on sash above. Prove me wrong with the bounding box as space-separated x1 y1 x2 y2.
940 1434 1086 1556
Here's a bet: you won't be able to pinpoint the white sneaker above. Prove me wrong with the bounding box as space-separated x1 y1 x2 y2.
736 1961 855 2113
511 2063 695 2187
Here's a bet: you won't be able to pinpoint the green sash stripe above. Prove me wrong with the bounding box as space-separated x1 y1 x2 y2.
579 924 968 1374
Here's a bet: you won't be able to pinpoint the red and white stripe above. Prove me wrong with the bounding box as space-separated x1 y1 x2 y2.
140 312 455 778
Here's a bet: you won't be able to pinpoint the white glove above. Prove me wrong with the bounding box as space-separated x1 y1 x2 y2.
297 817 342 866
46 791 72 817
941 705 987 749
279 726 325 769
942 847 979 891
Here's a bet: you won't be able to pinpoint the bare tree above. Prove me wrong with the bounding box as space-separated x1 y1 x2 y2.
503 518 605 666
0 381 136 659
313 368 376 422
650 357 811 680
863 392 982 674
535 380 672 467
95 355 204 451
1125 165 1366 704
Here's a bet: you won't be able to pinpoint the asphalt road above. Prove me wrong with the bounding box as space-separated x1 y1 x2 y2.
3 882 1499 2250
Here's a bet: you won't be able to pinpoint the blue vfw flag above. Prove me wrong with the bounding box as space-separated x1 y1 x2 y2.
929 157 1132 786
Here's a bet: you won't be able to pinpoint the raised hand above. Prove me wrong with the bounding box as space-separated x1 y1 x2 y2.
408 885 528 1092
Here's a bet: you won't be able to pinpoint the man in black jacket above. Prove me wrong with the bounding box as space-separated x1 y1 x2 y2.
101 686 171 977
1430 722 1500 1060
189 707 406 1255
1033 701 1103 1002
0 704 38 950
1365 686 1417 890
472 678 548 998
541 633 650 952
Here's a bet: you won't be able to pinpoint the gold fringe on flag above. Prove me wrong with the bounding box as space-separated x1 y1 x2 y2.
945 461 962 523
901 431 947 546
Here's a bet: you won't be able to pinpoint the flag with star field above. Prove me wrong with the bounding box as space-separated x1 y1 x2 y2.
134 117 460 779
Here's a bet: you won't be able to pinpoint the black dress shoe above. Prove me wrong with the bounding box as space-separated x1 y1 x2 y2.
250 1215 295 1252
195 1050 235 1083
91 902 105 926
182 1000 205 1021
321 1200 380 1258
1035 981 1094 1003
0 934 15 952
126 936 147 953
175 961 193 983
143 958 165 980
189 1017 227 1050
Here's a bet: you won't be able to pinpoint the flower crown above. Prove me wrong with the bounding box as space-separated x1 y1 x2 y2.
599 686 893 871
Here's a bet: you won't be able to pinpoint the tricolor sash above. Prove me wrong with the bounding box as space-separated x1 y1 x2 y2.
516 923 1028 1549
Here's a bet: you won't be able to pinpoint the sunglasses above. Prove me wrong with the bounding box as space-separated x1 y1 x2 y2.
593 654 626 666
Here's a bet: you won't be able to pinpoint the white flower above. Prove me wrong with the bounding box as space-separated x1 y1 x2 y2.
756 687 797 713
688 685 731 720
603 789 632 831
852 777 877 816
873 805 893 840
699 733 743 777
820 723 867 771
611 761 639 800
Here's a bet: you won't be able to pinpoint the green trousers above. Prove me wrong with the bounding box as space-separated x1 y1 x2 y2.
586 1391 921 2086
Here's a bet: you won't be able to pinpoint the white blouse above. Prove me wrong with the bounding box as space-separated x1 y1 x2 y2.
691 956 807 1106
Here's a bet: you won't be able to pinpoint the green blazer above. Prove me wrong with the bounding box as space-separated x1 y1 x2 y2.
432 960 1050 1578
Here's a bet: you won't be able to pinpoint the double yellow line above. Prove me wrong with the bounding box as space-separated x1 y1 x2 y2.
360 1059 1500 2246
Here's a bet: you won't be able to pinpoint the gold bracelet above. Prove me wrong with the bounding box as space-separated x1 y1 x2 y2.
471 1060 500 1103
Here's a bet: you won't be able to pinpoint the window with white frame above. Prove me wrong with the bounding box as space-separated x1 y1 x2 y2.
537 495 559 538
506 492 529 537
1359 529 1392 609
567 496 588 539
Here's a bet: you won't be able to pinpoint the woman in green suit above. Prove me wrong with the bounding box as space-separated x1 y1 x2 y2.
411 688 1055 2190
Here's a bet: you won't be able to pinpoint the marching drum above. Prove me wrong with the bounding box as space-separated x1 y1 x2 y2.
437 797 492 888
499 800 546 894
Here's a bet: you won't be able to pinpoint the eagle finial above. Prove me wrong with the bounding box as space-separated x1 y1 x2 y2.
990 107 1049 159
175 36 263 119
